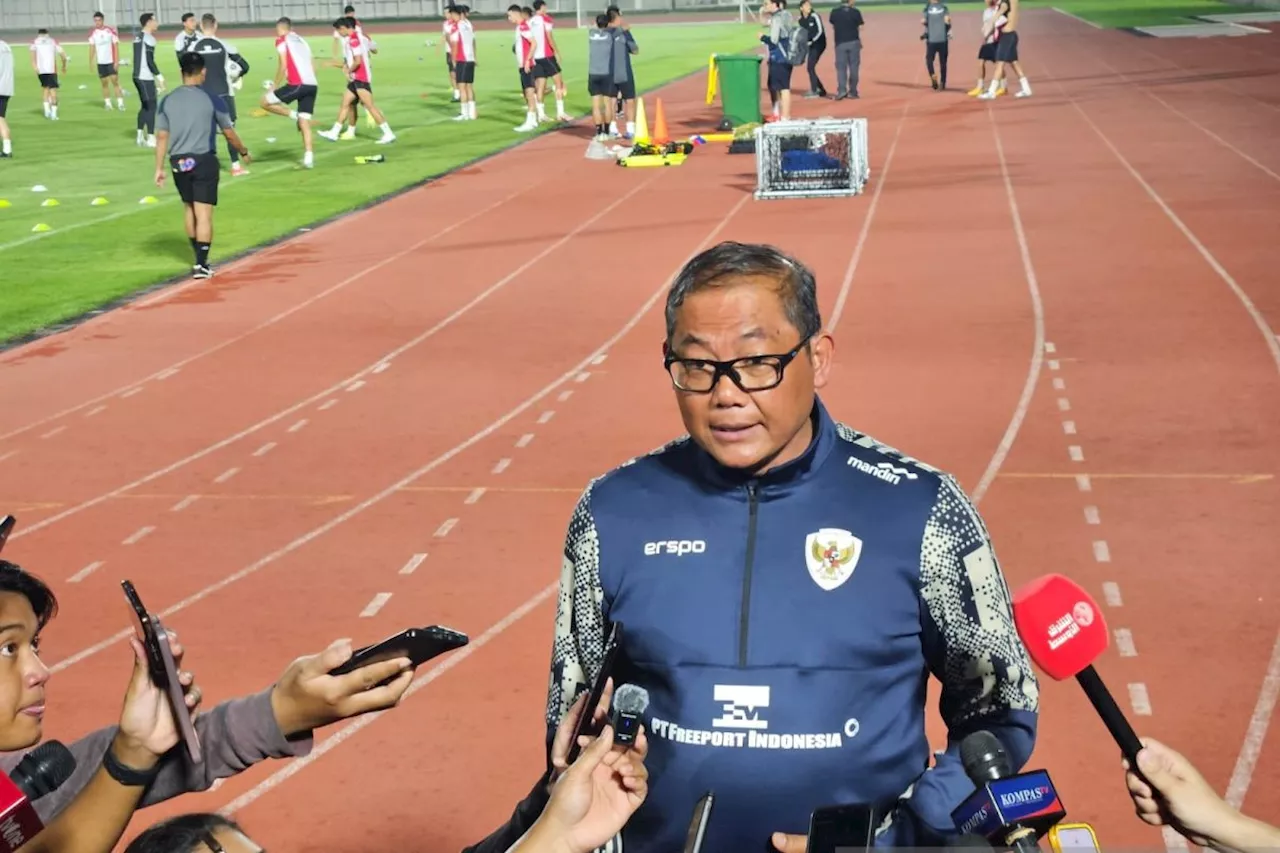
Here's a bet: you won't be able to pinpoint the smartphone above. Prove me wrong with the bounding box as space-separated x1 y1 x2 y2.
806 803 882 853
565 621 622 765
328 625 469 678
0 516 14 556
682 791 714 853
120 580 202 764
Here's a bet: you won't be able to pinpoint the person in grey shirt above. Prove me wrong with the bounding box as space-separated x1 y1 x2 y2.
154 51 250 280
921 0 951 90
587 14 616 140
760 0 796 120
0 38 13 158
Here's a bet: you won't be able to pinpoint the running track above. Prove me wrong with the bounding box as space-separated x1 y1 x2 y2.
1 11 1278 850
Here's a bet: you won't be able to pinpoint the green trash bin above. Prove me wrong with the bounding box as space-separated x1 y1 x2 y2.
715 54 763 128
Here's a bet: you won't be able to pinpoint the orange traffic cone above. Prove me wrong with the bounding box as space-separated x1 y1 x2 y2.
653 98 669 144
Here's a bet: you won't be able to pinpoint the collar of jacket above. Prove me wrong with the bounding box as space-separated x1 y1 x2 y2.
689 395 837 496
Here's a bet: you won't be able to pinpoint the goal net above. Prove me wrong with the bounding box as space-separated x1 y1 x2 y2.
753 118 870 200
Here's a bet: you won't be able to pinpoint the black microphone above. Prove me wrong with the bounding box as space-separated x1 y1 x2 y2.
609 684 648 747
957 732 1053 853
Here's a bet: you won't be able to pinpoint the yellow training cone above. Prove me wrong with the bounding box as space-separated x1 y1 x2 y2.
31 224 52 233
0 199 10 209
139 196 158 205
91 197 109 206
41 198 59 207
635 96 650 144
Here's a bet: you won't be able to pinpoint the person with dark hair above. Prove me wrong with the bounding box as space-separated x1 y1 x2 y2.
921 0 951 90
0 38 11 157
261 16 318 169
133 13 164 148
528 0 569 122
189 14 251 176
605 8 637 138
796 0 827 98
586 13 615 140
508 4 539 133
124 813 261 853
446 5 477 121
318 16 395 144
29 28 68 121
533 241 1039 853
759 0 795 120
174 12 202 60
0 556 421 829
828 0 864 99
442 5 461 102
88 11 125 111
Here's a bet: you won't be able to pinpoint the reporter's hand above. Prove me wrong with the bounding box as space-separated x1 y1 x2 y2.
269 638 413 737
538 724 649 853
1122 737 1240 849
115 633 200 767
548 678 619 788
771 832 808 853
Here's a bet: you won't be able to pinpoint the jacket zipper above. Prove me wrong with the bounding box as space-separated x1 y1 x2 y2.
738 481 760 668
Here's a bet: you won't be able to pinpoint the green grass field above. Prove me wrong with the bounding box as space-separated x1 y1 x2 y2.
0 23 759 346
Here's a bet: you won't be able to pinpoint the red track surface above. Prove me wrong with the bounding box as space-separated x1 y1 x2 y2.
2 11 1278 850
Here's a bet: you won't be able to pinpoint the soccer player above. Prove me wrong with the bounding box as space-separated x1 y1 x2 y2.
190 14 251 175
979 0 1030 99
529 0 569 122
154 51 251 279
319 16 395 144
0 39 11 158
508 5 539 133
133 14 164 148
587 14 615 140
261 17 318 169
331 4 375 137
606 8 639 137
921 0 950 90
29 29 68 121
968 0 1001 96
443 5 461 102
88 11 124 111
449 5 478 121
173 12 201 60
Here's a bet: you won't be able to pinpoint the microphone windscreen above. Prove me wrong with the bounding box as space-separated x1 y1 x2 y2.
13 740 76 801
613 683 650 715
1012 574 1109 681
959 731 1010 783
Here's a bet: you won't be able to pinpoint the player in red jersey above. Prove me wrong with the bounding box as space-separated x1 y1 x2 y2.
319 16 394 144
529 0 569 122
261 17 318 168
508 5 539 132
448 5 478 120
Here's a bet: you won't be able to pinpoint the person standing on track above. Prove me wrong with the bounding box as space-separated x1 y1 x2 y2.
921 0 951 90
173 12 201 61
88 12 125 111
797 0 827 99
190 14 251 176
538 241 1040 853
449 4 478 122
606 7 638 138
587 13 616 140
0 39 12 158
154 52 250 280
979 0 1030 98
132 14 164 149
529 0 569 122
968 0 1001 96
261 17 318 170
828 0 864 100
759 0 796 121
30 30 68 121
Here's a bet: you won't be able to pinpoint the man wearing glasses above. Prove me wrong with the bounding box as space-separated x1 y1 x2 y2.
537 241 1040 853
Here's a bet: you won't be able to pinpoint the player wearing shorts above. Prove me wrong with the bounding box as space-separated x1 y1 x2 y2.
443 7 461 102
979 0 1030 98
449 6 478 121
154 51 251 279
606 8 639 137
529 0 569 122
508 5 539 133
319 17 395 144
968 0 1002 96
88 12 125 111
133 14 165 148
191 15 251 175
586 15 615 141
0 39 12 158
262 17 318 169
29 29 67 120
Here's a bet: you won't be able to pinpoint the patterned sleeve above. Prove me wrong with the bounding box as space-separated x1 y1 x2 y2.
897 474 1040 841
544 481 610 733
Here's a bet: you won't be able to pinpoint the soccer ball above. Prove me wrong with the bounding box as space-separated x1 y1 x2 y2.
226 58 242 82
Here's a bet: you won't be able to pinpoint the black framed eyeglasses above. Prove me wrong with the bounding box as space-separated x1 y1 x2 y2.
664 336 812 393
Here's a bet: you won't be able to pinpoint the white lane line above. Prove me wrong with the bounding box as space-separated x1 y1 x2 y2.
1093 540 1111 563
318 400 339 411
557 390 573 403
67 561 104 583
41 426 65 439
219 583 558 817
287 419 309 434
1114 629 1138 657
214 467 240 484
1102 582 1123 607
1225 627 1280 810
574 372 591 384
590 354 608 366
434 518 459 538
360 593 392 618
171 494 200 513
1083 505 1101 525
10 180 661 547
1076 474 1092 492
1068 445 1085 462
1057 398 1072 412
0 183 539 446
464 488 486 505
1048 360 1060 371
372 362 392 374
86 406 107 418
0 451 17 464
253 442 276 458
399 554 427 576
121 387 144 399
1045 342 1057 353
346 380 366 393
156 368 181 380
515 433 534 449
1051 7 1103 28
1063 420 1077 435
123 526 155 546
537 411 555 424
1128 683 1152 715
492 458 511 475
42 192 750 677
1052 377 1066 391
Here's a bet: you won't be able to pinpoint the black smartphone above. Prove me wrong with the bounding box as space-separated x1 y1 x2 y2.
806 803 882 853
121 580 202 764
329 625 469 678
565 621 621 765
0 516 15 555
682 791 715 853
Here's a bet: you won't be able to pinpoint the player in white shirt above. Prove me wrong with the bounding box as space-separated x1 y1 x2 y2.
0 39 13 157
969 0 1004 96
442 9 461 102
174 13 202 60
528 1 569 122
319 16 394 144
88 11 125 110
448 5 478 120
262 17 319 169
29 29 68 120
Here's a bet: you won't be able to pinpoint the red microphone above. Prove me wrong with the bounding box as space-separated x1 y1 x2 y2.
1012 574 1144 767
0 740 77 852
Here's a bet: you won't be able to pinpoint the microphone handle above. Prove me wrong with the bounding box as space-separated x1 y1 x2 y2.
1006 827 1043 853
1075 664 1144 766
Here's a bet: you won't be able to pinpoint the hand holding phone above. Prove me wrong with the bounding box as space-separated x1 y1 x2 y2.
328 625 469 679
565 622 622 766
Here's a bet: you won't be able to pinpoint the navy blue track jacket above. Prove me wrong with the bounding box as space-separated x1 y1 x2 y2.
544 398 1040 853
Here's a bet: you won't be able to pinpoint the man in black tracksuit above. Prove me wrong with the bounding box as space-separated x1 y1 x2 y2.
797 0 827 98
189 13 249 175
132 13 163 148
